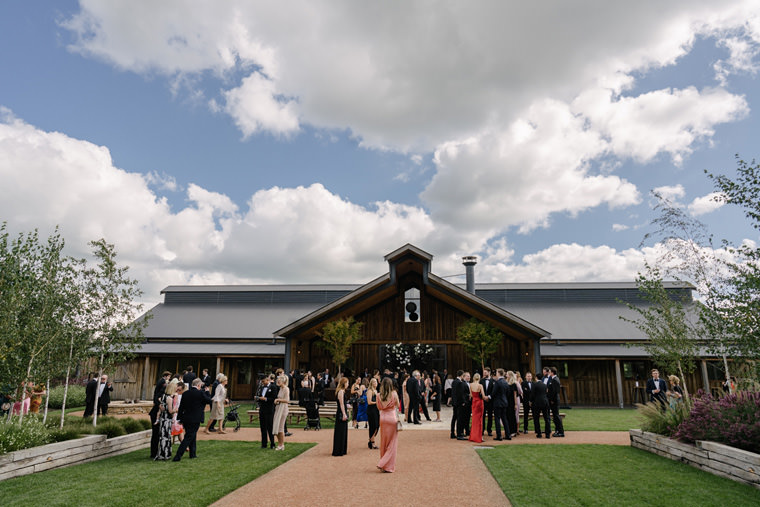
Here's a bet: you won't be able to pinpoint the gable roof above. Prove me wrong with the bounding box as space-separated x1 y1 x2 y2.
273 244 550 340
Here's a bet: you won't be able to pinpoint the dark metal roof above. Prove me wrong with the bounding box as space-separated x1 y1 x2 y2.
540 343 649 357
137 342 285 356
142 303 318 339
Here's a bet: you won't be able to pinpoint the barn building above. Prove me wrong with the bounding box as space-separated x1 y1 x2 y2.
119 244 725 406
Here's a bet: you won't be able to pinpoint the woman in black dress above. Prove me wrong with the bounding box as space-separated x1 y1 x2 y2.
506 371 518 437
332 376 349 456
431 374 442 422
366 377 380 449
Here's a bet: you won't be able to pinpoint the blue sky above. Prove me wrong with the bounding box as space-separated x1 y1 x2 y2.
1 2 759 303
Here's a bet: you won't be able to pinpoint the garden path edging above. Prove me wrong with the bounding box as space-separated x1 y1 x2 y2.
629 429 760 489
0 429 150 481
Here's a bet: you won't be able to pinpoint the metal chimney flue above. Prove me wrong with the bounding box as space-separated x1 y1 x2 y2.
462 256 477 294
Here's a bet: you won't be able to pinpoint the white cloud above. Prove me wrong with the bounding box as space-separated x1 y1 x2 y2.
573 86 748 165
688 192 726 216
0 113 435 300
612 224 630 232
653 184 686 203
61 1 758 151
422 99 641 233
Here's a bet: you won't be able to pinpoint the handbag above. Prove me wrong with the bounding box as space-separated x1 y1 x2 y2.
396 420 403 431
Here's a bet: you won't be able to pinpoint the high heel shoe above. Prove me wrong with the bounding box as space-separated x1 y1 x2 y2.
368 440 373 449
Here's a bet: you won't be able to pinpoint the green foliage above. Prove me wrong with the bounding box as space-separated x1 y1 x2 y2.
48 427 83 443
118 417 143 434
620 264 698 397
47 384 87 409
0 441 314 506
456 318 503 372
478 444 760 506
706 157 760 381
635 401 691 437
319 316 363 374
0 418 53 454
93 421 127 439
0 224 84 423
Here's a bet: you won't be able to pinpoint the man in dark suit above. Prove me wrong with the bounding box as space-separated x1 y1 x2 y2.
182 365 196 386
490 368 512 441
418 374 431 422
173 378 212 461
646 369 668 406
200 368 211 386
521 372 534 434
406 370 422 424
548 367 565 437
97 375 113 416
150 371 172 458
83 373 98 418
531 374 551 438
257 375 276 449
456 372 472 439
480 368 495 436
450 370 463 438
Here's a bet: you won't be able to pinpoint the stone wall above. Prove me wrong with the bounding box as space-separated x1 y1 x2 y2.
629 429 760 489
0 429 150 481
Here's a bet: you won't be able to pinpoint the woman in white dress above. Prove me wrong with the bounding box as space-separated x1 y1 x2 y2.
204 375 228 434
272 375 290 450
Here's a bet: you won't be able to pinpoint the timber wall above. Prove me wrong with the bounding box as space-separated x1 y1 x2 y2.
629 429 760 489
0 430 150 481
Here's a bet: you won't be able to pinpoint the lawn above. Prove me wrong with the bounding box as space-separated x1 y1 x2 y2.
0 440 314 506
478 444 760 507
559 407 641 431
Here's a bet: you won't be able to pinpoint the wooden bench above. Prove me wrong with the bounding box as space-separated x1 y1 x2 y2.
247 403 336 424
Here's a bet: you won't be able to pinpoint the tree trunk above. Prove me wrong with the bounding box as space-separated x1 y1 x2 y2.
676 360 690 405
60 368 71 429
19 361 33 424
722 354 732 394
60 332 76 429
42 377 51 424
92 350 105 427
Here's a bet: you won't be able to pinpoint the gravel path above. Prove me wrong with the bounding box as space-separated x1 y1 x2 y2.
205 419 629 506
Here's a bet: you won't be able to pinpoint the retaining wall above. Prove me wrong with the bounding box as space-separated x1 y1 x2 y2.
0 429 150 481
629 429 760 489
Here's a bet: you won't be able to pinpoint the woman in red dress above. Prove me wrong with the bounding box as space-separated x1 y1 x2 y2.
468 373 484 443
376 377 400 472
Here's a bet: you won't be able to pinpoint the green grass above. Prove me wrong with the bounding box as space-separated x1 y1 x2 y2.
559 407 641 431
478 444 760 507
0 440 313 506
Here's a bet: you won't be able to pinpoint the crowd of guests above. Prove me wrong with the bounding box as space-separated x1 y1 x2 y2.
445 366 566 441
149 366 229 461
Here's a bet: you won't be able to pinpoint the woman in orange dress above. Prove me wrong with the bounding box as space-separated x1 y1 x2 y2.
468 373 484 443
376 377 400 473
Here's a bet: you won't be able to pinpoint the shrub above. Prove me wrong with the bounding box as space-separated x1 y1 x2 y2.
119 417 143 434
0 418 53 454
137 418 152 431
93 421 126 439
48 427 82 443
635 401 690 437
47 385 87 409
674 390 760 454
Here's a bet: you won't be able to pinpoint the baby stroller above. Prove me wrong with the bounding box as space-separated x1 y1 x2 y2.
303 393 321 431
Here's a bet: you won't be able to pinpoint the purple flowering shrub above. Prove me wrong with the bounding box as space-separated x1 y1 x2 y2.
674 390 760 454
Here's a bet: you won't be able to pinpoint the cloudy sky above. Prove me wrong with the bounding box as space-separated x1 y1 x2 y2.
2 1 760 305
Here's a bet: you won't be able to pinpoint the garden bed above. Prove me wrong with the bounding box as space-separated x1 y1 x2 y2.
630 429 760 489
0 429 150 481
